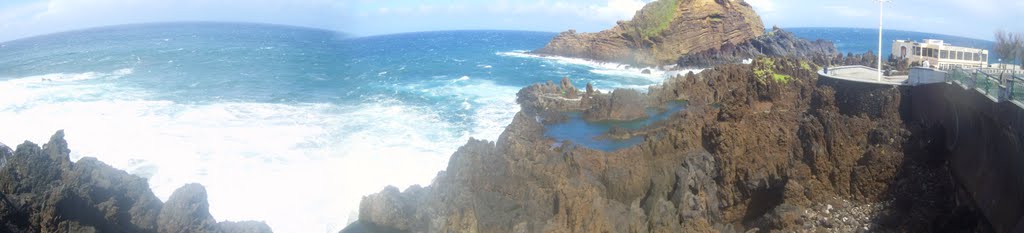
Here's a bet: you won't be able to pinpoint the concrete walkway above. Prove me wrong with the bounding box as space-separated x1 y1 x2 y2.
818 65 908 86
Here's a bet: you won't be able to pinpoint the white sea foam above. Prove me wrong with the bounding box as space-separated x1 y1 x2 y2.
2 68 133 85
0 70 520 233
496 50 704 87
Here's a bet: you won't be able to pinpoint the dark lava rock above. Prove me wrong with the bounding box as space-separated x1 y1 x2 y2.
641 69 652 74
583 88 648 122
0 130 272 233
353 56 985 232
676 26 839 68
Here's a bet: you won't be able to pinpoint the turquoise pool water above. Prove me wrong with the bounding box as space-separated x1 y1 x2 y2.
544 102 685 151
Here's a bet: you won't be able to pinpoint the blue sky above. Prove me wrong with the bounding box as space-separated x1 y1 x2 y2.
0 0 1022 42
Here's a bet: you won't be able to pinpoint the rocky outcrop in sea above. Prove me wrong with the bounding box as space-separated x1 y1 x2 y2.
0 131 272 233
346 57 987 232
532 0 765 66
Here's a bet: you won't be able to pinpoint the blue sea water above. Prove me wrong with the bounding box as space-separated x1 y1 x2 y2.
0 22 685 233
0 23 991 232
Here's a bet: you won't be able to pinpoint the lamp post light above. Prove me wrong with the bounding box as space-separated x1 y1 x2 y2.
877 0 891 81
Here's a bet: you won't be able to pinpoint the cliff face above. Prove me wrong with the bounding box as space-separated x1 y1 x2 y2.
348 58 986 232
533 0 765 66
0 131 272 233
674 27 839 68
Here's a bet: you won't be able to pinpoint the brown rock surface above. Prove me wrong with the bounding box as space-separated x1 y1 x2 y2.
582 88 649 122
533 0 765 66
0 131 272 233
347 57 986 233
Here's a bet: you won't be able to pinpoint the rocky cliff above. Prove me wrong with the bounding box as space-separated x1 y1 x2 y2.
674 26 839 68
533 0 765 66
346 57 987 232
0 131 272 233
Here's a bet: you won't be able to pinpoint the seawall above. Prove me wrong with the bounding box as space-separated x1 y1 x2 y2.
909 82 1024 233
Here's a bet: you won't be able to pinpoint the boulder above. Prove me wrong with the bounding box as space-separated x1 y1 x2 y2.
158 183 218 233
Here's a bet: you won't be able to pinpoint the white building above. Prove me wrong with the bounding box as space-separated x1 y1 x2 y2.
892 39 988 70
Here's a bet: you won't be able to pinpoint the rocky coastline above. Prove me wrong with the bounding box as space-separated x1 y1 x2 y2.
532 0 765 67
345 55 988 232
0 131 273 233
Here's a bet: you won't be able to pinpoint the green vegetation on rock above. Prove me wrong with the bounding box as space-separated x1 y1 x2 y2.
628 0 678 40
754 57 791 84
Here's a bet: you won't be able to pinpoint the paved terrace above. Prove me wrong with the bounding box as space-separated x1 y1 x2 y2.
818 65 909 86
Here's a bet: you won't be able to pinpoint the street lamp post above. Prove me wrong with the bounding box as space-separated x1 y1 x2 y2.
877 0 891 81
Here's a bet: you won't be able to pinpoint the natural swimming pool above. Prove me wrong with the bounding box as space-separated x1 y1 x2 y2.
544 102 686 151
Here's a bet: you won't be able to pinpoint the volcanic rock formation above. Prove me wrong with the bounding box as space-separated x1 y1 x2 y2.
346 57 986 232
533 0 765 66
675 26 840 68
0 131 272 233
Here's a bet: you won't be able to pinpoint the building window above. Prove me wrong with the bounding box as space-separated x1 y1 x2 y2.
900 46 907 58
982 54 988 62
974 53 980 61
957 51 964 60
913 47 921 55
940 50 948 59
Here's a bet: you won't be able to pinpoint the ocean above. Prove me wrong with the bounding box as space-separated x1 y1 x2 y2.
0 23 993 232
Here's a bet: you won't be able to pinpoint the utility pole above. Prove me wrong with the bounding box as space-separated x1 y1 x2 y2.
877 0 891 81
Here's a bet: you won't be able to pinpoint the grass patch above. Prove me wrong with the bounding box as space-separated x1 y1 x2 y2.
772 73 792 83
628 0 678 39
800 61 812 72
753 57 792 84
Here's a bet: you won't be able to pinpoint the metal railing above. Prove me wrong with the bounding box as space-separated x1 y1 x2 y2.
1011 74 1024 102
945 67 1022 102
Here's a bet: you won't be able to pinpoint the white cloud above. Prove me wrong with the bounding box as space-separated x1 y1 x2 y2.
589 0 648 22
746 0 775 12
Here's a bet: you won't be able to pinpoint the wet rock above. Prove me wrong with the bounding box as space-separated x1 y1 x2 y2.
641 69 652 75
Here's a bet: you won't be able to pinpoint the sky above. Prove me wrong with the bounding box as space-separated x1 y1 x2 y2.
0 0 1022 42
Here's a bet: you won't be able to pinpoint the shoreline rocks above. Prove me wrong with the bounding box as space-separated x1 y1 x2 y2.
0 130 272 233
347 57 986 233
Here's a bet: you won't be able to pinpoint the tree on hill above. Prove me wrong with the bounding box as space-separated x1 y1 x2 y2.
994 30 1023 69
